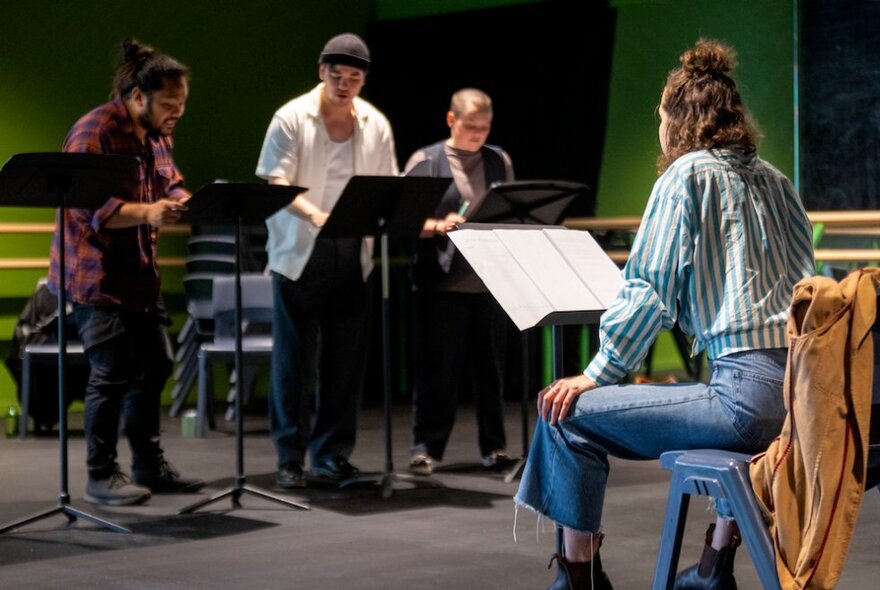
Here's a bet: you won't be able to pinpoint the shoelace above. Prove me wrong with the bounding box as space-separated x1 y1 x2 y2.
107 470 132 489
156 459 180 482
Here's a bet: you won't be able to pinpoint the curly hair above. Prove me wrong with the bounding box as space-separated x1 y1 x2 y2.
657 39 761 172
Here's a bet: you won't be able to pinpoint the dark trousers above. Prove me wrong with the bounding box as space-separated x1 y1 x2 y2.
73 305 173 480
411 290 509 461
269 238 373 469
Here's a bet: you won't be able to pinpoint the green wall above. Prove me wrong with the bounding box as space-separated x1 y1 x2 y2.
599 0 795 216
0 0 797 408
599 0 795 372
375 0 535 20
0 0 373 410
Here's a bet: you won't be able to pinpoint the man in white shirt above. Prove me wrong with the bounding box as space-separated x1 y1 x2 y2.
255 32 398 488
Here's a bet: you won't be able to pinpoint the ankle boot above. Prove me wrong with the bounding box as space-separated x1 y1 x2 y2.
546 553 614 590
673 524 740 590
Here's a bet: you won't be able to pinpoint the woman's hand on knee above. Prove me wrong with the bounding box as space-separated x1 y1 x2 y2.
538 374 597 425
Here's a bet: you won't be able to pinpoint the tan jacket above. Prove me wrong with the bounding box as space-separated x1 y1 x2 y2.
750 269 878 589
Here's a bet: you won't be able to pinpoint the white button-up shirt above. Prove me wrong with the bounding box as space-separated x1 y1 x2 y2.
256 83 399 281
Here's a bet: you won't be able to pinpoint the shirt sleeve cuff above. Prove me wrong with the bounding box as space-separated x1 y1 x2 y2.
168 187 190 202
90 197 125 232
585 351 627 387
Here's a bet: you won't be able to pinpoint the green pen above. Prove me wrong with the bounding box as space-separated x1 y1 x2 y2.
458 200 470 216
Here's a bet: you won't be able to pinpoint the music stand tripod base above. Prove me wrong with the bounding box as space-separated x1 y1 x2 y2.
0 152 140 535
179 480 308 514
338 471 443 499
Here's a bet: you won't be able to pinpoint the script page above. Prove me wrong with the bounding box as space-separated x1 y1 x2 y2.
543 229 624 307
448 230 554 330
494 230 604 312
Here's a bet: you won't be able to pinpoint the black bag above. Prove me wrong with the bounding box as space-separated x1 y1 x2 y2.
4 279 88 432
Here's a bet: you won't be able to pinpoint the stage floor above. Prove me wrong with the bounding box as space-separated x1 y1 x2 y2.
1 403 878 589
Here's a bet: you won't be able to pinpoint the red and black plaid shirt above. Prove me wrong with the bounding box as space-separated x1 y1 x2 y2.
48 96 188 312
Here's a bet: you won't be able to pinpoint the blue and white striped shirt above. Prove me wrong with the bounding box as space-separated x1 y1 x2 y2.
585 149 815 386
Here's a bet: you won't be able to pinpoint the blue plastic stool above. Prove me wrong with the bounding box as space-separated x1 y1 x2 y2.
650 449 782 590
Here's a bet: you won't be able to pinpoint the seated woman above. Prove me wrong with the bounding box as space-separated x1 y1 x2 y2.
514 39 815 590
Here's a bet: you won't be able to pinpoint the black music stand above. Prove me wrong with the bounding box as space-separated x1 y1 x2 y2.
468 180 587 225
0 152 138 534
320 175 450 498
466 179 590 482
176 182 310 514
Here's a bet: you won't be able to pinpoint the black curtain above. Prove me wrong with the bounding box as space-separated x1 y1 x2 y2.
800 0 880 210
359 1 617 404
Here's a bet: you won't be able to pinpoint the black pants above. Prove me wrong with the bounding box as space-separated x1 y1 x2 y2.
269 238 373 469
73 305 173 480
411 290 509 461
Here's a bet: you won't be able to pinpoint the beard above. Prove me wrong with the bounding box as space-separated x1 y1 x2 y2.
138 99 171 138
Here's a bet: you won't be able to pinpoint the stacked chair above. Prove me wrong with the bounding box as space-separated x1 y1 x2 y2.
169 225 269 429
194 273 274 437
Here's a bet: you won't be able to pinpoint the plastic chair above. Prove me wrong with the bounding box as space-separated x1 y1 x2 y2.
652 442 880 590
19 342 88 438
184 253 236 275
652 301 880 590
195 274 273 437
169 272 220 417
650 449 783 590
14 277 88 437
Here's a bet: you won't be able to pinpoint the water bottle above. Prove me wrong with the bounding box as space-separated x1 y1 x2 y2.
4 405 19 438
181 409 197 438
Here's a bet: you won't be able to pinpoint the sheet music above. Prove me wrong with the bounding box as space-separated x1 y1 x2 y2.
449 227 624 330
448 231 555 330
542 229 624 307
494 230 603 311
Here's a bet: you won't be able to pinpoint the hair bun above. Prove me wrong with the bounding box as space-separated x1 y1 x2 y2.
120 37 154 66
681 38 736 77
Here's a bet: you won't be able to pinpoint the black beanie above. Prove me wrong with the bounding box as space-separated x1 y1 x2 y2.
318 33 370 72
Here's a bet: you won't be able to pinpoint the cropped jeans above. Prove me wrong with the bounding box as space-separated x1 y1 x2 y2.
514 348 788 533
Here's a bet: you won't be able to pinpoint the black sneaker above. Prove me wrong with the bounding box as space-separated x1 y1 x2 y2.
85 471 152 506
310 457 359 482
276 463 307 489
133 459 205 494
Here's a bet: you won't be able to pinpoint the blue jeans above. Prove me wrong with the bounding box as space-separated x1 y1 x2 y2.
514 348 787 533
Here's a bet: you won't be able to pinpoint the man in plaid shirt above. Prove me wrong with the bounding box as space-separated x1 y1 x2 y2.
48 38 203 506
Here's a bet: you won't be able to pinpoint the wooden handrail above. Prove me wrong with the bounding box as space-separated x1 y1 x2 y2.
565 210 880 232
813 250 880 262
808 211 880 226
0 257 186 270
0 223 191 234
596 249 878 266
565 217 642 231
0 214 877 270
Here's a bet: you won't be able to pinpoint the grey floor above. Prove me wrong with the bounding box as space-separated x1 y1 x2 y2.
0 403 877 589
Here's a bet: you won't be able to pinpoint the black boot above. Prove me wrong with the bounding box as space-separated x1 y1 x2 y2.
673 524 740 590
546 553 614 590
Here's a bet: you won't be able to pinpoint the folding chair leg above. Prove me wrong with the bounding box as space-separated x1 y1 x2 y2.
196 352 213 438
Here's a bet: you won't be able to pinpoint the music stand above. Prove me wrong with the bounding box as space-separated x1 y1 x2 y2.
320 175 450 498
0 152 138 534
467 180 587 225
465 179 590 482
449 224 623 553
177 182 310 514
